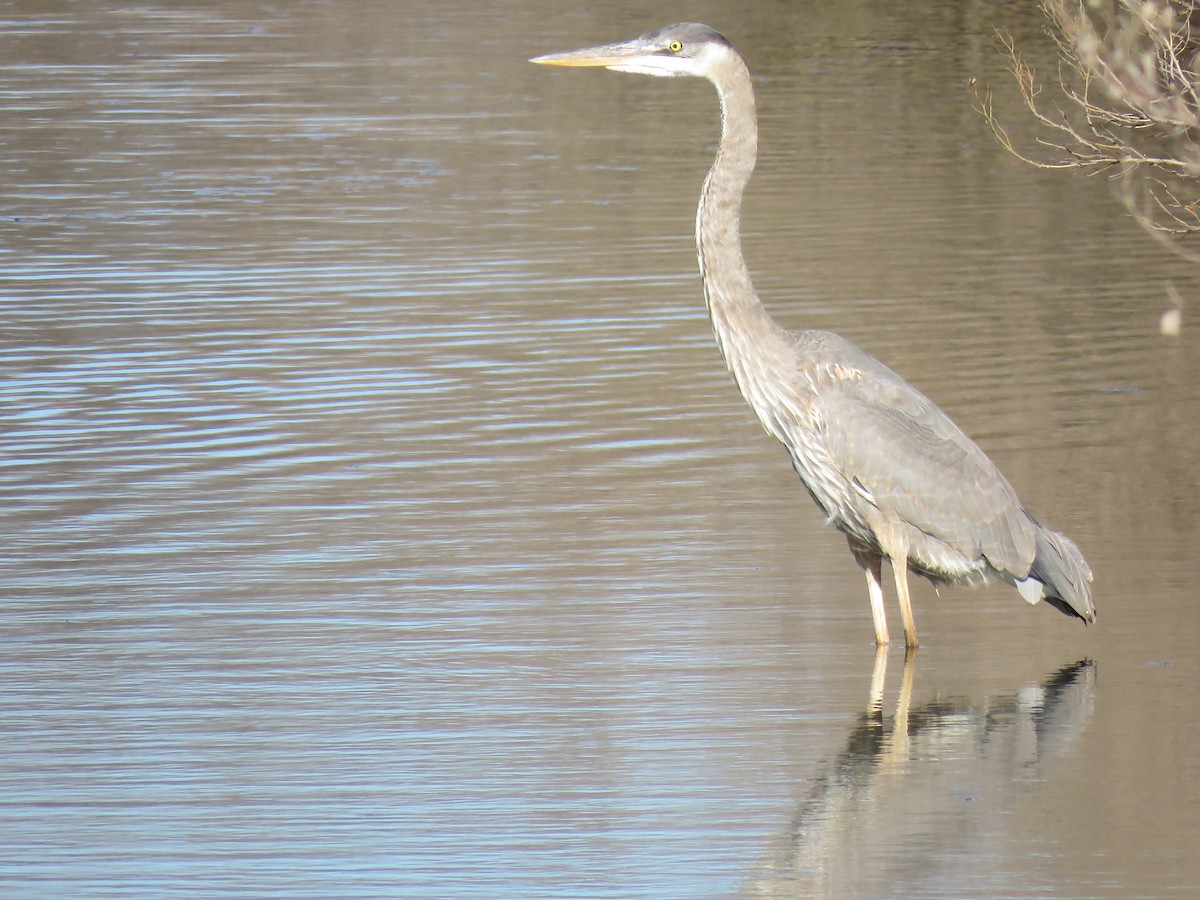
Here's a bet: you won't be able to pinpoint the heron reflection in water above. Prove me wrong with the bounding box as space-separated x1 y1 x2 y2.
532 24 1094 647
743 656 1097 894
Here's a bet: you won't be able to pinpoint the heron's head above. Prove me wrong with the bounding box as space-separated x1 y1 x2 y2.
530 23 734 79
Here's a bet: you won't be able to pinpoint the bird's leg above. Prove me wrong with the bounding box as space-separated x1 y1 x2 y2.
865 564 889 647
891 555 919 649
848 539 888 646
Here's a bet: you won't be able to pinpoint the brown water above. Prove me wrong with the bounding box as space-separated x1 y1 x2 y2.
2 1 1198 897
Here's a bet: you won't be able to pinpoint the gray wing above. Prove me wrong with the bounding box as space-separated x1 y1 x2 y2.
810 346 1036 578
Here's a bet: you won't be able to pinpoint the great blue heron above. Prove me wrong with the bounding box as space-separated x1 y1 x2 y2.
531 23 1095 647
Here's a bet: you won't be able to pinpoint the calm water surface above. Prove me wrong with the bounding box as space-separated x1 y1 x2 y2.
2 2 1198 897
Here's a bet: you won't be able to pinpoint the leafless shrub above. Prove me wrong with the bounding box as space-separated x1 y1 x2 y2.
976 0 1200 245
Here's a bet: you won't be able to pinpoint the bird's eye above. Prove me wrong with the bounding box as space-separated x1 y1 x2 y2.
668 40 683 53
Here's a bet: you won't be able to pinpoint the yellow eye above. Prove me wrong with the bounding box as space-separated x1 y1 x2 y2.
668 40 683 53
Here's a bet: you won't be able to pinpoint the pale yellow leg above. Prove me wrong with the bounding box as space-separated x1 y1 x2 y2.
848 538 889 646
865 561 889 647
891 554 919 649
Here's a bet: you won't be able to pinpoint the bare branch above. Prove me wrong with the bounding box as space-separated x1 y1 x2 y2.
976 0 1200 241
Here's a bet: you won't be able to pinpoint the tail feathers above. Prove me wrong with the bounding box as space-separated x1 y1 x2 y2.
1018 527 1095 624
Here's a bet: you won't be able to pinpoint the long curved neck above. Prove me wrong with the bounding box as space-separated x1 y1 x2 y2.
696 53 788 387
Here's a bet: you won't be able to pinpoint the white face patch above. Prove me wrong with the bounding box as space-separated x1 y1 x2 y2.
607 40 728 78
608 62 688 77
608 56 698 77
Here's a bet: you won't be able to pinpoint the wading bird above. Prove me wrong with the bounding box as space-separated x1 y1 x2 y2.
531 23 1095 647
